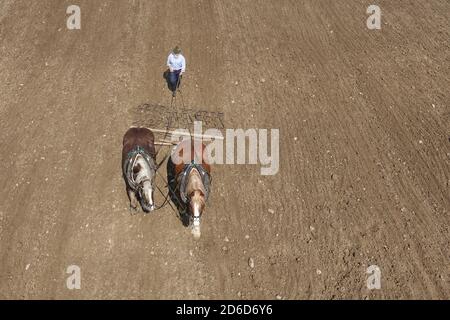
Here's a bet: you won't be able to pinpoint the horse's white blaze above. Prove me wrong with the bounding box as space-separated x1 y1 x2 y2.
135 155 155 211
192 203 201 239
192 226 201 239
193 203 200 223
142 181 154 208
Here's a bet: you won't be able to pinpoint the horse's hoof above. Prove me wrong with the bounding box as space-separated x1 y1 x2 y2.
192 226 201 240
193 232 201 240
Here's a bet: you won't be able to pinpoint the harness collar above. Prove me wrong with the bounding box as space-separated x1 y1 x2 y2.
179 160 211 204
124 146 156 191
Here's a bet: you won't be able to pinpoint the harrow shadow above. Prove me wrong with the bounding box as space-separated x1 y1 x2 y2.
130 103 225 130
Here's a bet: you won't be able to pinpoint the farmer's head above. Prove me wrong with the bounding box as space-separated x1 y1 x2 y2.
173 46 182 57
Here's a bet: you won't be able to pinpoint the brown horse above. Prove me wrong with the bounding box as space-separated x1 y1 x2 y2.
167 139 211 239
122 127 157 212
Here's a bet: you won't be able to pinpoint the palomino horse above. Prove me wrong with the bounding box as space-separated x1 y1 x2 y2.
167 139 211 239
122 127 157 212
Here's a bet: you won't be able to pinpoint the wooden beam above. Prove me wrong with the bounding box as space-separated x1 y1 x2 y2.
154 142 176 146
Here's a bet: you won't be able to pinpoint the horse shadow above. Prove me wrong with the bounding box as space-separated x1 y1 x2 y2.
166 156 190 227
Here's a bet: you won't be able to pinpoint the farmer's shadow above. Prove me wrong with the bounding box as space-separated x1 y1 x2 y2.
163 69 171 91
166 156 190 227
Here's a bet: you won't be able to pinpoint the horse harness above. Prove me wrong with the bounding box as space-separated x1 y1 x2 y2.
178 160 211 204
123 146 156 192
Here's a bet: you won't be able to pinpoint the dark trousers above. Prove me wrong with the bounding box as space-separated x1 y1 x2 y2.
168 70 182 92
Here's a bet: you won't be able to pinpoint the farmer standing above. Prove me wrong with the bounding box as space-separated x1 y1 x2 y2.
167 46 186 97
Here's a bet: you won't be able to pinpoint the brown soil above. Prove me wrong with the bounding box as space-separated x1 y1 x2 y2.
0 0 449 299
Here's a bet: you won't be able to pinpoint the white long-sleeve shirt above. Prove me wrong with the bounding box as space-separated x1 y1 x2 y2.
167 53 186 73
